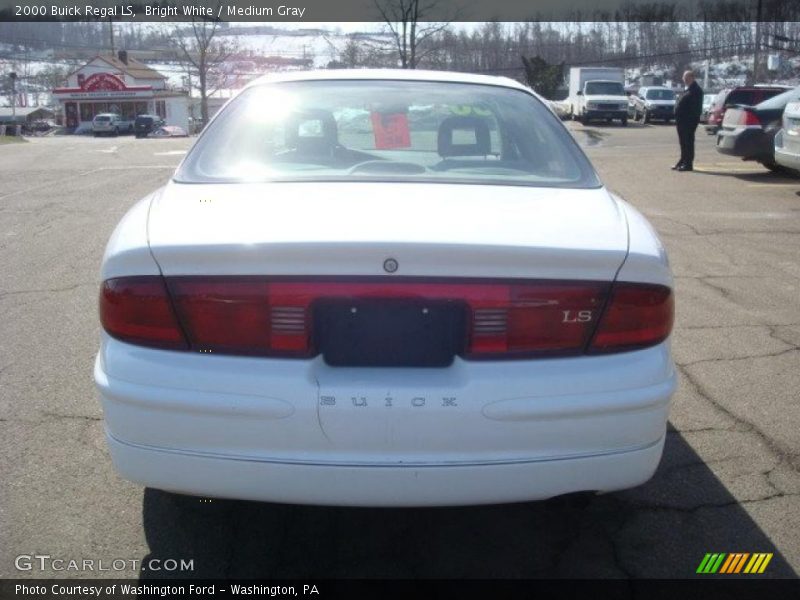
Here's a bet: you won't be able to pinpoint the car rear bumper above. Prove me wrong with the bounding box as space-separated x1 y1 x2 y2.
106 431 665 506
716 127 772 160
583 109 627 120
643 107 674 120
95 335 675 506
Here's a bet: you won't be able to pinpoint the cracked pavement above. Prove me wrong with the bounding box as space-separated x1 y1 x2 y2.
1 126 798 579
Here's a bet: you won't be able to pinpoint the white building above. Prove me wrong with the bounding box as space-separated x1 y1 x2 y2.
53 51 190 133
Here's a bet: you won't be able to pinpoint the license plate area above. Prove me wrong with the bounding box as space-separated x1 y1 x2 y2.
313 298 467 367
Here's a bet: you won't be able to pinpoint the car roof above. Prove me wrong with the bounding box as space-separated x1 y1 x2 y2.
246 68 530 93
727 85 789 93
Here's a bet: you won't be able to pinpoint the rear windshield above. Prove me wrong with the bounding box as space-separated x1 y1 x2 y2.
646 89 675 100
726 88 786 107
756 87 800 111
136 116 154 124
176 80 600 188
585 81 625 96
95 116 111 122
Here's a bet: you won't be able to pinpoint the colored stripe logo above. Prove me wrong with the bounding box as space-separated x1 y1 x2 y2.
697 553 773 574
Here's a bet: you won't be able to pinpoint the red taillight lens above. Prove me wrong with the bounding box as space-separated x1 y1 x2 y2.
99 276 187 349
741 110 761 127
468 283 608 357
589 283 674 353
168 279 312 356
99 277 673 358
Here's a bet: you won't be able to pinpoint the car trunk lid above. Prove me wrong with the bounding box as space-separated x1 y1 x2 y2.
147 181 629 281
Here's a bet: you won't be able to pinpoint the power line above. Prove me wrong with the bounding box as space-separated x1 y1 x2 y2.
469 41 757 73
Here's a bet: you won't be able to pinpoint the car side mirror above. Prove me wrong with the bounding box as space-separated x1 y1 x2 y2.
577 91 583 96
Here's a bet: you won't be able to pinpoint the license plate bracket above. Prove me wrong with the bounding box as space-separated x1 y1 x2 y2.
313 298 466 367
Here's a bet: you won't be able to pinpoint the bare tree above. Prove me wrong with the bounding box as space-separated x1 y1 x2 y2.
373 0 457 68
172 16 237 126
340 37 363 68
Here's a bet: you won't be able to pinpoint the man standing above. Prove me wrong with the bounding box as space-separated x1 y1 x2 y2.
673 70 704 171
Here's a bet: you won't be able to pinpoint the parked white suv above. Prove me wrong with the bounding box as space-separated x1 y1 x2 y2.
92 113 130 137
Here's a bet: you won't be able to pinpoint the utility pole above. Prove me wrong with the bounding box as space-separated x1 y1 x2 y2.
752 0 763 83
703 59 709 90
9 72 17 120
109 20 115 54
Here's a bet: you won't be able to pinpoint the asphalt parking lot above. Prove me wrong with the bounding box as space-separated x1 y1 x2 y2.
1 123 798 579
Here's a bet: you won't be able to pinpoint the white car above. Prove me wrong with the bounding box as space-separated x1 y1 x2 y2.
775 101 800 174
92 113 131 137
95 70 676 507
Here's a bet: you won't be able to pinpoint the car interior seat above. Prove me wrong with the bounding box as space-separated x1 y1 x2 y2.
284 109 340 161
434 115 492 170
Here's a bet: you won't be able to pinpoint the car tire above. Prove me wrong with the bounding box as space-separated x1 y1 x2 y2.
93 132 98 137
762 161 789 174
621 117 628 126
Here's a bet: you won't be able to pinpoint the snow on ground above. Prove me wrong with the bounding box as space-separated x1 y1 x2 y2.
220 29 394 69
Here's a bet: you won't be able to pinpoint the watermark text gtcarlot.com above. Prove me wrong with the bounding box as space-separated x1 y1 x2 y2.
15 554 194 572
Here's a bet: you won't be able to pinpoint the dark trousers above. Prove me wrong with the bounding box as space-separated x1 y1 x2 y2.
676 119 698 167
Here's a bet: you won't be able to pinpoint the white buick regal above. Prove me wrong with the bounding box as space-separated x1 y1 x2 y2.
95 70 676 507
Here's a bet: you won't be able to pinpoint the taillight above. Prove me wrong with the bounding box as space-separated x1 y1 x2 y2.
725 109 760 127
99 277 187 349
589 283 674 353
99 277 673 358
168 279 312 357
467 283 607 358
742 110 761 127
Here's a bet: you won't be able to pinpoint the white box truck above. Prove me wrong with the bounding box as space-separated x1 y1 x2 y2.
568 67 628 125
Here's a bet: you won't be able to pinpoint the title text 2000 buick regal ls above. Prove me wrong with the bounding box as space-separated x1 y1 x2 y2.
95 70 676 506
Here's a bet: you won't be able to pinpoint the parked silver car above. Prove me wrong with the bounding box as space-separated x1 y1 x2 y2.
774 100 800 175
630 87 676 124
92 113 131 137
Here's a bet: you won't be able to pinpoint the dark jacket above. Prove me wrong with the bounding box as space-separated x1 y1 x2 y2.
675 80 703 124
